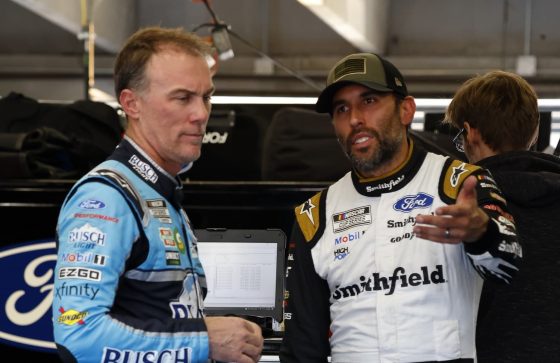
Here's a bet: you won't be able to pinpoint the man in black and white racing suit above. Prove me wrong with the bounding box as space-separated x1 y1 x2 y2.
280 53 521 363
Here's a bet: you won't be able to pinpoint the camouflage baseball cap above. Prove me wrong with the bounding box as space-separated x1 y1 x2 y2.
316 53 408 113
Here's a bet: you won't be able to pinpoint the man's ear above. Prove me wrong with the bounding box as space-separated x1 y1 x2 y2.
400 96 416 127
119 89 140 120
464 122 480 144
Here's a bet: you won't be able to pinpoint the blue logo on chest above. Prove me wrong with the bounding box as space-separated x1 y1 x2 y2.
393 192 434 213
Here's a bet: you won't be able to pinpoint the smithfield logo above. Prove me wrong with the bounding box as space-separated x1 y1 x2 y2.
78 199 106 209
365 175 405 193
332 264 446 300
0 240 57 352
393 192 434 213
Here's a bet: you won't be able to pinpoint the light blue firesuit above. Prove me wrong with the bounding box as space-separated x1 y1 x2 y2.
52 137 209 363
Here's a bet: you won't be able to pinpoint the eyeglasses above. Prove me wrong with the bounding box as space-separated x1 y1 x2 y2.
452 128 466 152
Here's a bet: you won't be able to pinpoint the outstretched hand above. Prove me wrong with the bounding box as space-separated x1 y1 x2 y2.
413 175 489 244
205 316 263 363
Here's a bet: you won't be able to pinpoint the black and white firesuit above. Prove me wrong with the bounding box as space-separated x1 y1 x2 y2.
280 140 521 363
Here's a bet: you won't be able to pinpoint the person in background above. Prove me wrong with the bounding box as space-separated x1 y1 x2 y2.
52 26 263 363
279 53 522 363
444 70 560 362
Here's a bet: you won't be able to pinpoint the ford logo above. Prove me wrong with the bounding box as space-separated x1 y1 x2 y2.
0 240 57 352
78 199 106 209
393 192 434 213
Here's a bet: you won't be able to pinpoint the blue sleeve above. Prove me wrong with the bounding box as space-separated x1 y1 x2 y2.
52 181 209 363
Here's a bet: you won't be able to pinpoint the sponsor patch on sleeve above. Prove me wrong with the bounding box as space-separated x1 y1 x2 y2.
295 192 322 242
442 160 481 200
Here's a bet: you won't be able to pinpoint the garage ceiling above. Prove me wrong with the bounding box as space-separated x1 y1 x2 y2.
2 0 560 101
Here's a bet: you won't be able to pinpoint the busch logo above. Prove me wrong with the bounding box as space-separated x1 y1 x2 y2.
102 347 192 363
68 223 106 246
128 155 158 183
393 192 434 213
0 241 57 351
332 264 446 299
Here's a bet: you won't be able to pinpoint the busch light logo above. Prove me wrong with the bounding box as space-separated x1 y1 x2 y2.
393 192 434 213
78 199 106 210
68 223 106 246
0 240 57 352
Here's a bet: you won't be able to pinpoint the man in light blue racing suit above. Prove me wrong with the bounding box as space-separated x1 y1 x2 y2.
52 27 263 363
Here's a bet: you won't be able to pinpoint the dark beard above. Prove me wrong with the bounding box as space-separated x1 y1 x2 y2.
345 128 402 176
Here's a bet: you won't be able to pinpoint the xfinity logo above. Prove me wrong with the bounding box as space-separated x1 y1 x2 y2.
56 282 99 300
393 192 434 213
128 154 158 184
332 265 446 299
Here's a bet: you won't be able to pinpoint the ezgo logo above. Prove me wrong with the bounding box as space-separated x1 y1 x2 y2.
0 240 57 352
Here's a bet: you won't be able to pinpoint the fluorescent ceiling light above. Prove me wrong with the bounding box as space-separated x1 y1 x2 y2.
212 96 454 107
212 96 560 110
212 96 317 104
297 0 324 5
538 99 560 108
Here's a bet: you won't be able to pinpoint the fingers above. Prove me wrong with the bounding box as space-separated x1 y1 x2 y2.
413 223 464 244
205 316 263 363
433 175 479 217
242 320 263 362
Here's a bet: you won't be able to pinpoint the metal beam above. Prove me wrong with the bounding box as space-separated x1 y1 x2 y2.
297 0 389 53
9 0 136 53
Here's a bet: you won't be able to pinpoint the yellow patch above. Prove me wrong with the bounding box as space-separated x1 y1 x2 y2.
295 192 322 242
57 308 88 326
442 160 481 200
